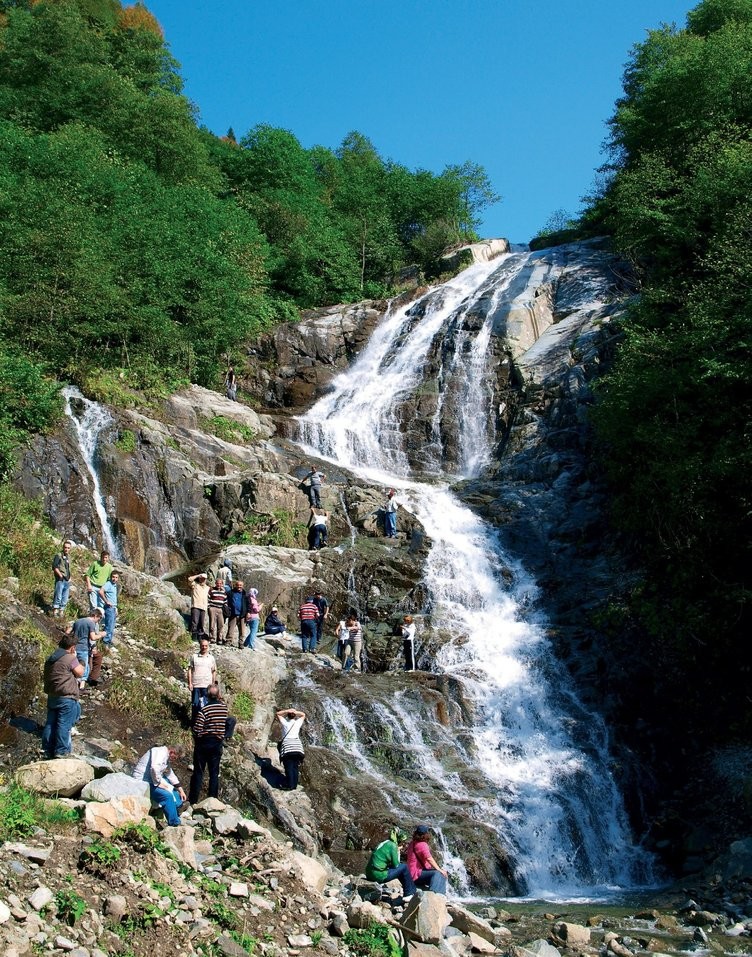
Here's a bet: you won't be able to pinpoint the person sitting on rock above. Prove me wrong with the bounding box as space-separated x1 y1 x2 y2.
264 606 286 635
365 827 416 901
132 744 186 827
405 825 448 894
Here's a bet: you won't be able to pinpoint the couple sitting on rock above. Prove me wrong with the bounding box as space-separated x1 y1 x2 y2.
365 824 448 901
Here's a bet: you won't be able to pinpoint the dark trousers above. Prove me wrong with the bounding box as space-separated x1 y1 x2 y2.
282 753 303 790
191 607 207 639
300 620 317 652
403 639 415 671
189 736 223 804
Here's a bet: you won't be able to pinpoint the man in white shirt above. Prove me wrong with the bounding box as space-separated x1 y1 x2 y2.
132 745 185 826
188 639 217 725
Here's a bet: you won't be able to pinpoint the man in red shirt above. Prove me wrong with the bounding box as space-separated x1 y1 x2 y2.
298 596 319 653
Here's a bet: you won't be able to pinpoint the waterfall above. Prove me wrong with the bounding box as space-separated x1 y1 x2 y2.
297 250 652 897
62 385 121 559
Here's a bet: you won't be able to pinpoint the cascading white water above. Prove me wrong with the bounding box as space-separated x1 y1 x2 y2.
62 385 121 559
297 249 652 897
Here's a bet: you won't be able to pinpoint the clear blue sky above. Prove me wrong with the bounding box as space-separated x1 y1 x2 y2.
146 0 697 244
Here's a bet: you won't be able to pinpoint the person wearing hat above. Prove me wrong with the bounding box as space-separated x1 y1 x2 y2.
405 825 448 894
187 572 211 641
264 605 286 636
365 827 416 900
384 489 398 538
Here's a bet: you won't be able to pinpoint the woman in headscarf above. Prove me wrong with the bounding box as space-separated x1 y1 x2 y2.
244 587 262 650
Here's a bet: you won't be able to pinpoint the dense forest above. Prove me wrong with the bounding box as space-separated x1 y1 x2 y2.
0 0 497 474
572 0 752 745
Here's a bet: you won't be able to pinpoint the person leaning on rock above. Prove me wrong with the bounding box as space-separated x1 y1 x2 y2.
41 634 85 759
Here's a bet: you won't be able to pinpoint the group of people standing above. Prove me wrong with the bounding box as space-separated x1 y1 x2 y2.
188 569 263 649
52 545 120 648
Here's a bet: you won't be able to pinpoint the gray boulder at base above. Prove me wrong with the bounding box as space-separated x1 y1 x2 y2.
448 902 497 943
16 759 94 798
553 922 590 948
402 891 451 945
80 772 149 802
511 942 562 957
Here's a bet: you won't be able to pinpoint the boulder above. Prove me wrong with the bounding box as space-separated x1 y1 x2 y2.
27 886 54 911
84 795 152 837
346 898 389 929
402 892 450 945
553 922 590 949
467 933 496 954
212 808 243 835
160 825 198 869
103 896 129 921
80 772 149 802
16 759 94 798
448 902 497 943
288 849 329 895
511 941 561 957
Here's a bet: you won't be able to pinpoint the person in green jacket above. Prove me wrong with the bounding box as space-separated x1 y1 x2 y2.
365 828 416 899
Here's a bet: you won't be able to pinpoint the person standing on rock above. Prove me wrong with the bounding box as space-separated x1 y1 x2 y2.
187 638 217 726
187 573 210 641
69 608 105 688
98 570 120 646
208 577 228 644
51 539 73 618
217 558 233 588
132 745 186 826
301 465 325 508
384 489 398 539
311 588 329 647
188 684 229 804
226 579 248 647
225 367 238 401
85 550 113 611
41 634 85 759
298 595 319 653
343 612 363 672
405 825 448 894
307 507 329 550
365 828 416 900
275 708 306 791
244 587 262 650
401 615 416 671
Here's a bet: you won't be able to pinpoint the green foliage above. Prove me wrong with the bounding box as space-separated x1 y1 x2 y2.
115 429 136 453
228 508 307 549
343 923 402 957
232 691 255 722
0 784 79 841
80 837 122 872
583 0 752 738
55 887 87 926
112 821 162 853
199 415 257 445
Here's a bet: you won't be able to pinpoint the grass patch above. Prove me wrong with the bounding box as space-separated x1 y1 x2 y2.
55 887 87 926
0 783 79 841
227 508 307 549
199 415 257 445
80 838 122 875
115 429 136 453
232 691 255 722
343 924 402 957
117 602 190 650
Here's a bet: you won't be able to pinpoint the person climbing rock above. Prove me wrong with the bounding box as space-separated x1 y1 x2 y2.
307 507 329 550
300 465 325 508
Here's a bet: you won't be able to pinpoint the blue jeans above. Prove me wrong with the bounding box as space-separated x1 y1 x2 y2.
42 696 81 758
385 511 397 537
244 617 260 649
385 863 416 896
52 579 70 611
417 868 447 894
300 620 317 652
151 785 181 826
191 687 209 725
103 605 117 645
